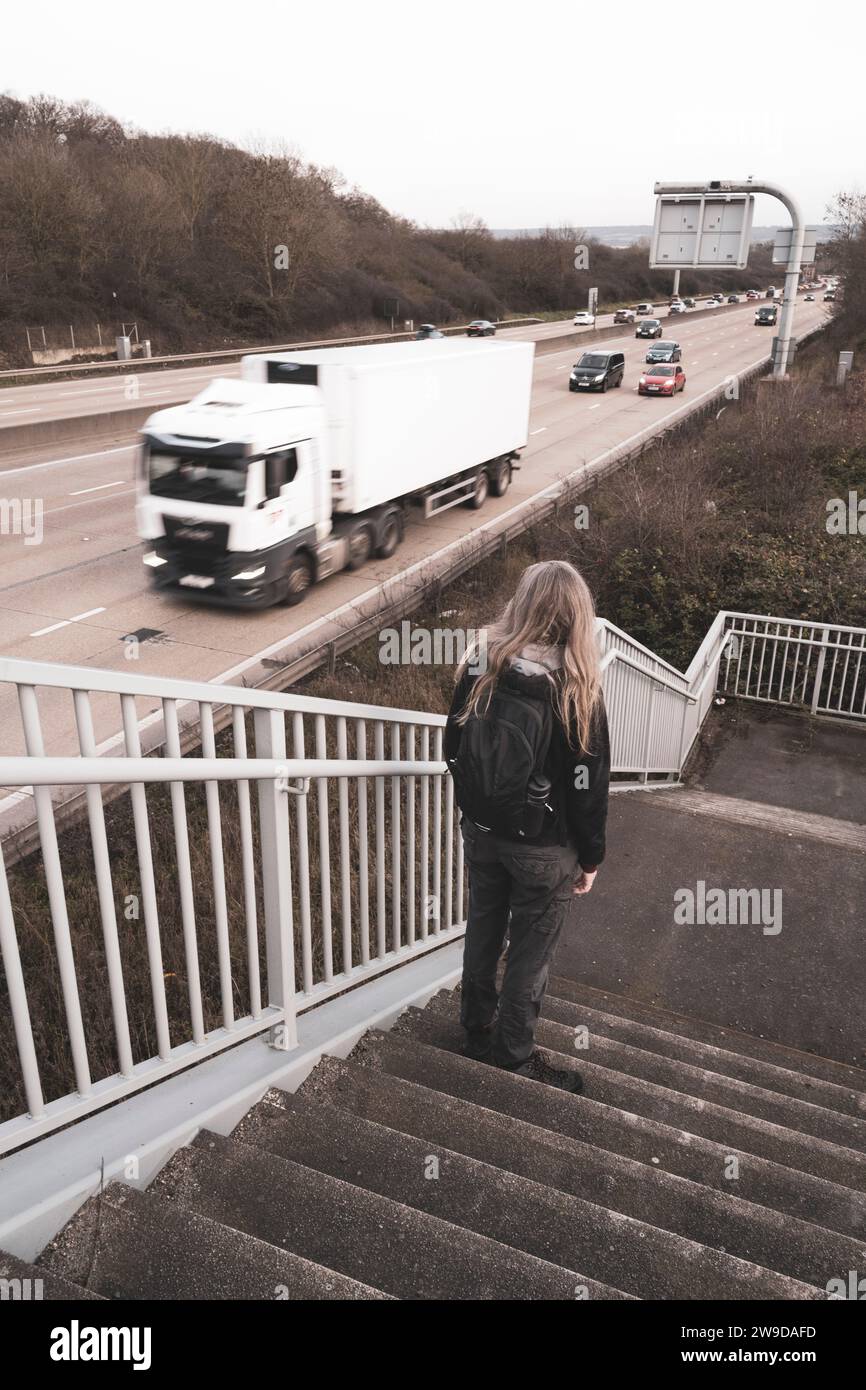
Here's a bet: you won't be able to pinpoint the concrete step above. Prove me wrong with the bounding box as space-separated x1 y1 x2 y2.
546 973 866 1095
41 1184 389 1300
378 1021 866 1211
424 988 866 1151
278 1051 866 1288
0 1250 103 1300
150 1129 631 1300
397 1006 866 1190
245 1079 834 1299
539 993 866 1121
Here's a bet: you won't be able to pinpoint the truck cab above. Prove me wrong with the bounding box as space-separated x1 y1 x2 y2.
138 379 332 606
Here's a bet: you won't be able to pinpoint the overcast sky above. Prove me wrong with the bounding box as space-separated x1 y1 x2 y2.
4 0 860 229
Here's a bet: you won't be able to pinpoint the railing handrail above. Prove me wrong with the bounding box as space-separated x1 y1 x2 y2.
0 656 448 729
0 756 447 787
721 610 866 637
601 647 698 702
597 617 691 684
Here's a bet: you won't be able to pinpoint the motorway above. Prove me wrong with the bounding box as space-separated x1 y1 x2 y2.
0 303 693 434
0 296 828 775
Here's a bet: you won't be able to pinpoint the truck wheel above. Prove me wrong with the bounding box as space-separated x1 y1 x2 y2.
281 554 313 605
467 470 489 510
375 510 402 558
489 458 511 497
347 522 374 570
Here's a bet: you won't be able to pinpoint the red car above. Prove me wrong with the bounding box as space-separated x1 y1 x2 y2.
638 363 686 396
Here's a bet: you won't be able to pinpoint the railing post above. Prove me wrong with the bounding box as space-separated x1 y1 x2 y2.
641 686 659 783
254 709 298 1051
811 627 831 716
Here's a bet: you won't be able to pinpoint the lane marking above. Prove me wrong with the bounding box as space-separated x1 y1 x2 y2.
29 606 107 638
530 427 547 435
0 444 135 477
70 480 126 496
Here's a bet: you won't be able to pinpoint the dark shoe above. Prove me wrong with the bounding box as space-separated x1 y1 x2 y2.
508 1049 583 1093
462 1029 494 1063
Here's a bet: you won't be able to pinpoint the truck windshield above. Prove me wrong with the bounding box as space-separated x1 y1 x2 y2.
147 448 248 506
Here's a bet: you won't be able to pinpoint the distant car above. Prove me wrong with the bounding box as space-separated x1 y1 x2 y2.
823 290 836 301
569 350 622 394
415 324 444 339
727 294 740 303
573 311 595 326
636 303 654 316
746 290 759 300
703 298 720 308
668 302 687 314
636 319 663 339
682 297 696 308
467 319 496 337
755 305 778 325
668 297 683 307
569 349 625 393
711 294 725 303
645 340 681 363
765 288 776 298
613 308 636 324
638 363 686 396
804 293 815 302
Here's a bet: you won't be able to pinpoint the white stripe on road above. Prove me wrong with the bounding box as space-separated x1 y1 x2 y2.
30 606 106 638
69 480 126 496
1 444 135 477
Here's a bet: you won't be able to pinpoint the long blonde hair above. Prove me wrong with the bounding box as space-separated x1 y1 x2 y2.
456 560 602 753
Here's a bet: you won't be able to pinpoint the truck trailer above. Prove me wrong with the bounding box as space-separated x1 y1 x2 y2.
137 338 535 608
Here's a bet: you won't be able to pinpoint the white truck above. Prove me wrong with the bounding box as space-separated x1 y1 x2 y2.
137 338 535 608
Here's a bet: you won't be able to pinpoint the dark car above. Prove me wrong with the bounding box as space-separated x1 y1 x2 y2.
727 294 740 303
755 305 778 325
823 290 836 302
467 319 496 337
569 349 625 393
645 340 681 363
682 297 696 308
415 323 445 339
636 319 663 339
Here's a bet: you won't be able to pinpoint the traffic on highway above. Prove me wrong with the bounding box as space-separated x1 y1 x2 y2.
0 291 829 763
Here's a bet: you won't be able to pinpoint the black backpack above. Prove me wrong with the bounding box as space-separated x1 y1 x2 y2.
447 680 555 840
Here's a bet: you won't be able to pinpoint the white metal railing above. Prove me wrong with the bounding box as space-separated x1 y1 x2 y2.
719 614 866 720
1 607 862 1152
0 660 461 1153
597 610 866 785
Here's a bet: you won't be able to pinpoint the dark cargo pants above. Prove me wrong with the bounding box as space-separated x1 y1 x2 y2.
459 818 580 1070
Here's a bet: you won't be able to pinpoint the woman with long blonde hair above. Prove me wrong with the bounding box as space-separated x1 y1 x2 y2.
444 560 610 1090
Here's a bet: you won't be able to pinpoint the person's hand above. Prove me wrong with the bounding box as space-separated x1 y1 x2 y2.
573 868 598 896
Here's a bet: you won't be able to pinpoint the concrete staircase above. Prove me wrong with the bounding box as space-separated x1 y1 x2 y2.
15 977 866 1300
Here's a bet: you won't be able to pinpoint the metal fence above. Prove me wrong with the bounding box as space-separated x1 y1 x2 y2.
719 614 866 719
0 663 459 1153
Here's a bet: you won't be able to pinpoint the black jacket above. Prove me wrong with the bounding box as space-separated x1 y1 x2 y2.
444 665 610 869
